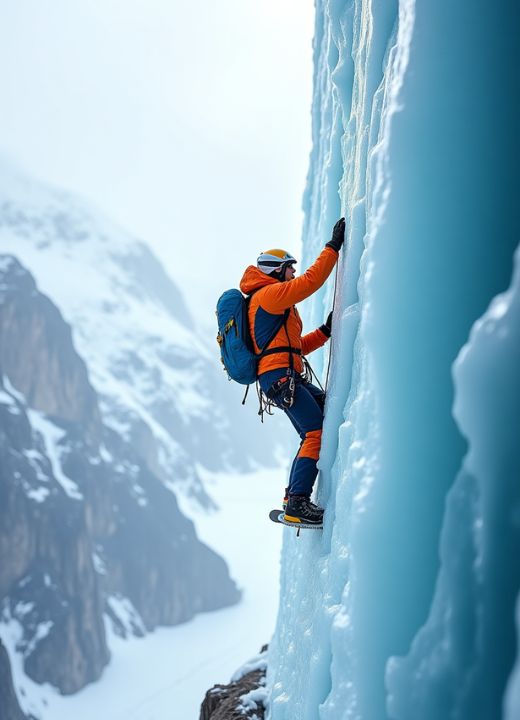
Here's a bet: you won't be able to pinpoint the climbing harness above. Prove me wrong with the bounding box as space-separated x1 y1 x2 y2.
266 370 296 408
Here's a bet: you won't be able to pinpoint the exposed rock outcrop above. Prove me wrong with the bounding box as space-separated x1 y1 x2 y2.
200 649 268 720
200 669 267 720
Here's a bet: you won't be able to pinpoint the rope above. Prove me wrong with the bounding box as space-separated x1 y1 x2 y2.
324 260 339 391
302 355 324 392
256 380 276 422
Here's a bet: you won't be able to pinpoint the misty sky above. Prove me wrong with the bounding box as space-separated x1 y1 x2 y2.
0 0 315 329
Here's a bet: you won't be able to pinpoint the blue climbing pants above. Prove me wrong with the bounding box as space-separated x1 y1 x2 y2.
259 368 325 496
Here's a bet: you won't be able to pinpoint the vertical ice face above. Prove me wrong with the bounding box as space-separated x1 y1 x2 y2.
386 249 520 720
266 1 520 719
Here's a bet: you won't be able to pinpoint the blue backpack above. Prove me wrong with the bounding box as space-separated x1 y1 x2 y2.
216 289 288 386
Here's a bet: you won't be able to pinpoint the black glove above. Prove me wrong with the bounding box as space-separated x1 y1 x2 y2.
320 311 333 338
326 217 345 252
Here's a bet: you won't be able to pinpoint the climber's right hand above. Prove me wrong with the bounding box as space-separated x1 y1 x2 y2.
326 217 345 253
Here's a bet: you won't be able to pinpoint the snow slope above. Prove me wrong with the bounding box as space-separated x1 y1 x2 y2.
0 159 287 505
266 1 520 719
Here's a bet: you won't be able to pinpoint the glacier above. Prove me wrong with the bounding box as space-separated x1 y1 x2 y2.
266 1 520 720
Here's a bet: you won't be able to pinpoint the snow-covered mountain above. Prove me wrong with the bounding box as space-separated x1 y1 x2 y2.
0 255 241 718
0 159 285 509
263 2 520 720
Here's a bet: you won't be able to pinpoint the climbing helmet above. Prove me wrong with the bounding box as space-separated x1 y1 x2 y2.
257 249 297 277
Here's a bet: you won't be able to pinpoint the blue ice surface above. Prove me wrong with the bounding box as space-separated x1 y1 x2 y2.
266 1 520 719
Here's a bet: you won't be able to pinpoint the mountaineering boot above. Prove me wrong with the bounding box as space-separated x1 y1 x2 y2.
283 487 323 513
284 495 324 525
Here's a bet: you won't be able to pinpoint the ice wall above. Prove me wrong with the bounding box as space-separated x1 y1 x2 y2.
266 1 520 719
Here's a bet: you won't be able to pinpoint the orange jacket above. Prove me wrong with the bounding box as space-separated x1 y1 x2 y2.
239 246 338 375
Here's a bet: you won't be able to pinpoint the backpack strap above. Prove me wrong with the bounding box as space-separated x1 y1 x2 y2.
241 303 291 407
256 308 291 359
282 312 295 374
254 310 296 420
243 301 295 412
260 309 301 360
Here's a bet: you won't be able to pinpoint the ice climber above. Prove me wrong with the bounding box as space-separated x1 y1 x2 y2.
239 218 345 525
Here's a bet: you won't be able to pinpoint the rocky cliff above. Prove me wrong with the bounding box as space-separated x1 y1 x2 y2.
199 648 268 720
0 256 240 711
0 255 101 443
